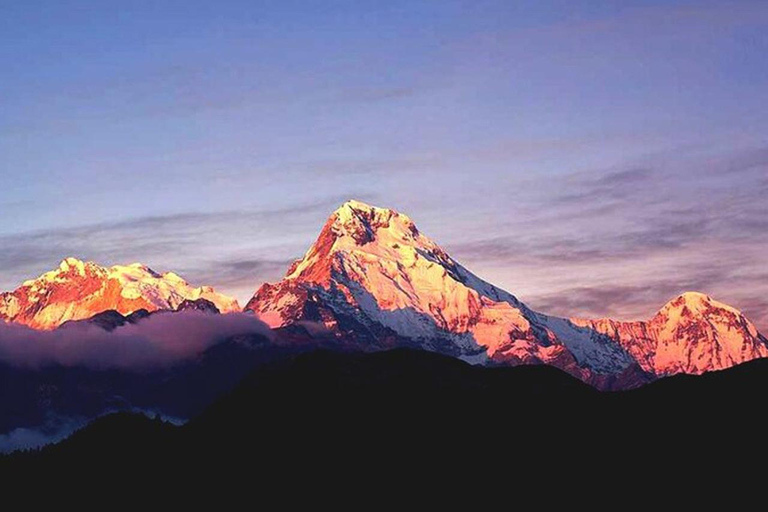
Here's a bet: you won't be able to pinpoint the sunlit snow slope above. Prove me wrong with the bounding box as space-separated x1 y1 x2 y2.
0 258 239 329
246 200 768 387
245 200 647 387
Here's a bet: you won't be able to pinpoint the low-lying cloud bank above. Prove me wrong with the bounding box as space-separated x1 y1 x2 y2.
0 312 272 370
0 410 187 453
0 415 87 453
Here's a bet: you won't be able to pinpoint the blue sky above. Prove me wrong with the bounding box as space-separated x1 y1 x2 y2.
1 1 767 328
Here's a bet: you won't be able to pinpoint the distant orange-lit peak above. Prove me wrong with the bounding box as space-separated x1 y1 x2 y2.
58 257 89 273
676 291 711 303
0 259 240 329
60 256 86 265
660 291 740 316
336 199 380 212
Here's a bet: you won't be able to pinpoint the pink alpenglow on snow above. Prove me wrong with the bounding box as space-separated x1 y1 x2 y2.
1 201 765 389
0 258 240 330
572 292 768 376
246 200 768 388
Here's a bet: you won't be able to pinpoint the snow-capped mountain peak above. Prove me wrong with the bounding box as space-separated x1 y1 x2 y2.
245 200 768 388
573 292 768 376
331 199 418 243
283 200 425 283
27 257 105 286
253 200 521 328
658 291 742 321
246 200 640 385
1 259 240 330
58 257 88 275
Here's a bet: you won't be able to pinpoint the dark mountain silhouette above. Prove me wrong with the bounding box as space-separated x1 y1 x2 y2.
0 329 286 436
4 348 768 492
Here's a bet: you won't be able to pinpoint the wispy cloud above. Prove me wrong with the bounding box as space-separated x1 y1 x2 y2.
558 168 656 204
445 145 768 331
0 196 355 302
196 258 294 289
0 416 86 453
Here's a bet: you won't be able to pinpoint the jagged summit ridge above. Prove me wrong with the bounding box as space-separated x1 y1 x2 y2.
280 200 520 302
573 292 768 376
282 200 423 283
659 291 743 319
330 200 418 245
0 258 240 330
57 257 88 275
246 200 640 385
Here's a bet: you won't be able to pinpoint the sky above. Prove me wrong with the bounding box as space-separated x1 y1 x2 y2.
1 0 767 330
